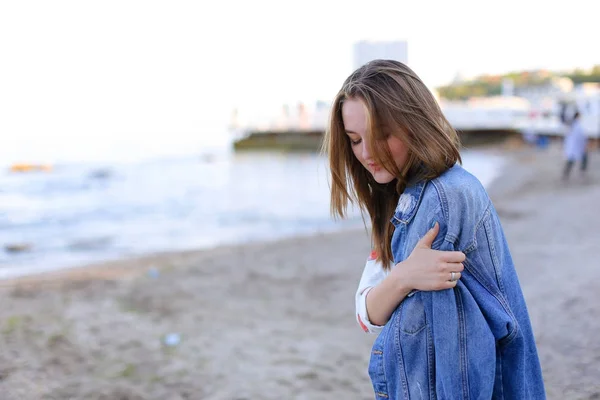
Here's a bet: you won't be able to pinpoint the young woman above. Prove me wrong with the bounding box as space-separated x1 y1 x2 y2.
324 59 545 399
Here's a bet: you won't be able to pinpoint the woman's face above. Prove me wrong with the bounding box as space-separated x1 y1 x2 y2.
341 97 409 184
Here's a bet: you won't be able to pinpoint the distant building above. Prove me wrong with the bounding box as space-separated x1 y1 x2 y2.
514 76 574 107
353 40 408 69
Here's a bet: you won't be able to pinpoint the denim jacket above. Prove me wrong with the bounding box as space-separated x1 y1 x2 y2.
369 164 545 400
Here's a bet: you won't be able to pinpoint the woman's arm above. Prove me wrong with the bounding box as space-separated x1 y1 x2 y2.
364 268 414 327
355 256 389 333
364 222 465 327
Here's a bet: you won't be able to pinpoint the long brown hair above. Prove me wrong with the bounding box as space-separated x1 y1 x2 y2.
322 59 461 269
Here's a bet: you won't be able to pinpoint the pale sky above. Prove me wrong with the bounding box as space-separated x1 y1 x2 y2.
0 0 598 162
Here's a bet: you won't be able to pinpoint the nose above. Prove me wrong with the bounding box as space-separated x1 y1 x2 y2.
361 141 372 162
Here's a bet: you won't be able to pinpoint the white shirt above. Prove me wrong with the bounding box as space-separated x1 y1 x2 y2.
355 251 390 334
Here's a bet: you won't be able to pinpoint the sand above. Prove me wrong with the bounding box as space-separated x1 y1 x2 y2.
0 143 599 400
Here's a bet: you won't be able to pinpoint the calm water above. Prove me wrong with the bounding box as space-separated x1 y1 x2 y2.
0 148 504 278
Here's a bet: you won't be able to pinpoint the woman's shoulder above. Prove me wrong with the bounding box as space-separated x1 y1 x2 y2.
434 164 482 187
395 165 490 225
418 165 495 247
429 164 488 199
423 164 491 219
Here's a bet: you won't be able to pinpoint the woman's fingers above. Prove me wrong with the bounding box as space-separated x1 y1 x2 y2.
435 273 461 290
448 271 462 281
436 261 464 274
440 251 466 263
433 269 462 290
445 279 459 288
445 262 464 272
415 222 440 249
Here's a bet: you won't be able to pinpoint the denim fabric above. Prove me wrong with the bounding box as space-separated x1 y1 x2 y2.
368 164 545 399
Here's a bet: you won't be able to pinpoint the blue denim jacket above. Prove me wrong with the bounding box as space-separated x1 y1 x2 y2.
369 164 545 399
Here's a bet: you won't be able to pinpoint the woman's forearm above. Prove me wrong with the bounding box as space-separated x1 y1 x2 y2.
365 267 412 326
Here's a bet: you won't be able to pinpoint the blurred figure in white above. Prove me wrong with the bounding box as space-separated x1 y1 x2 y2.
563 111 588 180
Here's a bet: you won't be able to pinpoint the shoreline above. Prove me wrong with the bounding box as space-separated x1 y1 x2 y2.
0 226 370 287
1 143 599 399
1 145 506 285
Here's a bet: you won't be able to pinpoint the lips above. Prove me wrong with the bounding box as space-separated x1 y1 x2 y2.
368 163 381 172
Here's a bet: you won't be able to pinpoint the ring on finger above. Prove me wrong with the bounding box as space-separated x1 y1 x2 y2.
450 271 457 282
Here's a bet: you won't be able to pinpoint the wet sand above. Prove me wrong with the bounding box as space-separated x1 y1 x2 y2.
0 143 599 399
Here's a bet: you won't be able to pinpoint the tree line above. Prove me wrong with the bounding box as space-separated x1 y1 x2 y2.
437 66 600 100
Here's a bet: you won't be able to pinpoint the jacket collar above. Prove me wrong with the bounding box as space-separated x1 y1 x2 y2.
391 179 428 225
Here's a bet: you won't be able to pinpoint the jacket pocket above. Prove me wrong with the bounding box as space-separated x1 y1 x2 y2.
399 292 427 335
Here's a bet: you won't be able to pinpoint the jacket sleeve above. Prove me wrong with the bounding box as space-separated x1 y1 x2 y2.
355 253 389 334
426 207 539 399
425 236 497 399
408 209 497 398
422 223 476 398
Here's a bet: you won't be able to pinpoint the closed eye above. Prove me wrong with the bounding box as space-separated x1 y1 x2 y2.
345 130 362 146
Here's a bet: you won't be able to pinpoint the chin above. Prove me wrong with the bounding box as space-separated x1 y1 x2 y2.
372 171 395 184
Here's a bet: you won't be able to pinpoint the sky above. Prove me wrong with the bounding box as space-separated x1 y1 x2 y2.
0 0 598 162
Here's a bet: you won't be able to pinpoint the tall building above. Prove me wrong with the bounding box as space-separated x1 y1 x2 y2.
353 40 408 69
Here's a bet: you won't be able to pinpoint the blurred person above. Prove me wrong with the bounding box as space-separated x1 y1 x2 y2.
563 111 588 180
323 59 545 399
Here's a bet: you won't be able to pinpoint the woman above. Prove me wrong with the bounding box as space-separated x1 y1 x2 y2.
563 111 588 180
324 59 545 399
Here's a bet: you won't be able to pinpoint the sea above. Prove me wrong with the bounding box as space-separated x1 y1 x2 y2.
0 143 505 279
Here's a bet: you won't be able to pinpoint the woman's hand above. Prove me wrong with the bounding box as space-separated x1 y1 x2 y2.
392 222 466 292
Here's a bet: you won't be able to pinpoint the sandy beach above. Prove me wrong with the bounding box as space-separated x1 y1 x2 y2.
0 143 599 400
